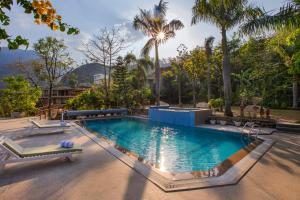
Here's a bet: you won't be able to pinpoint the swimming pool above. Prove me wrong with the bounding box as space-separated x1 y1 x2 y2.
84 117 254 173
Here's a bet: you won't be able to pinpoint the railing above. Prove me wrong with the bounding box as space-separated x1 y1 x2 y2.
242 122 261 139
36 105 64 120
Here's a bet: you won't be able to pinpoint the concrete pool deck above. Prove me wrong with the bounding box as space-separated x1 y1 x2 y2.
0 118 299 199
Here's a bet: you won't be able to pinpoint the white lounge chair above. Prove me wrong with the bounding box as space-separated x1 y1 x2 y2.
11 129 65 140
30 120 71 129
0 136 82 171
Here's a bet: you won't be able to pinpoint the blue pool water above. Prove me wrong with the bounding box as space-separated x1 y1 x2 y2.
85 118 250 173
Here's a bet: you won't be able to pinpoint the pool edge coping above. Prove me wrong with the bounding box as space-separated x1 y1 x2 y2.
73 117 274 192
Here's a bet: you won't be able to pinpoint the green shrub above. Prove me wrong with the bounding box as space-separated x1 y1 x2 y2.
0 76 42 117
66 86 105 110
208 98 224 111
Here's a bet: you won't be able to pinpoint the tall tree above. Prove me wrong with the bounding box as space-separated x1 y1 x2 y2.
84 31 109 98
192 0 262 116
168 44 187 106
112 56 130 107
133 0 184 106
183 48 206 107
104 27 127 90
33 37 73 118
204 36 215 101
84 27 126 100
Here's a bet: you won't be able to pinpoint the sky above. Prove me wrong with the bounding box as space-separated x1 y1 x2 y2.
6 0 286 66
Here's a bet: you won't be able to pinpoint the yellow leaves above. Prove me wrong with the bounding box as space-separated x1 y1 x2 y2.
31 0 62 30
56 15 62 21
37 8 48 15
34 18 41 25
32 0 39 7
52 24 58 31
45 0 52 7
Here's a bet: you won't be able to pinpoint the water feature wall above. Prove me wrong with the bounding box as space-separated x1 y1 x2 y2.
149 107 212 127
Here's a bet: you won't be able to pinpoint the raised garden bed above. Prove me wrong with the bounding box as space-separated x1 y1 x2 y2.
208 116 276 128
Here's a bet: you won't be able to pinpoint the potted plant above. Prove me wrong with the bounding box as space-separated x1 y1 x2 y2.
219 119 227 125
233 120 241 127
210 119 216 125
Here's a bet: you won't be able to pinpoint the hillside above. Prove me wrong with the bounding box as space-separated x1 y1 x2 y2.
60 63 106 87
0 47 38 88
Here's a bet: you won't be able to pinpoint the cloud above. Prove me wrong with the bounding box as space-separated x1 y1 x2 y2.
4 0 284 64
114 22 145 43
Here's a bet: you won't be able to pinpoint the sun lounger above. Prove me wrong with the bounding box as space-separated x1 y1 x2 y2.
0 136 82 170
11 129 65 140
30 120 71 129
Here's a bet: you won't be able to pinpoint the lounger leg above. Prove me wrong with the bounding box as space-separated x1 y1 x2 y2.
0 163 5 174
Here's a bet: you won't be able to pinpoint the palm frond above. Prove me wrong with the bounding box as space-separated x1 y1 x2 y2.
204 36 215 56
133 9 154 37
154 0 168 18
191 0 219 26
138 57 154 70
165 19 184 32
141 38 156 57
240 0 300 35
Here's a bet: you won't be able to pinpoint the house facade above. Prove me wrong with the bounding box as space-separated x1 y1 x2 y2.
40 86 89 107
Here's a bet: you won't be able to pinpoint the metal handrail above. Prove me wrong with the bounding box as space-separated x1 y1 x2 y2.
242 122 260 139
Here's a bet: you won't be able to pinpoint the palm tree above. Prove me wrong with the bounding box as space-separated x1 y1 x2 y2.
241 0 300 34
133 0 184 106
191 0 262 116
124 53 154 89
204 36 215 101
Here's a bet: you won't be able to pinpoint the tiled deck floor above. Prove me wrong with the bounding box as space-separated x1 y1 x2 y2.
0 118 299 200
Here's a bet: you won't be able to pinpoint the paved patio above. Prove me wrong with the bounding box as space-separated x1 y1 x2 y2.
0 118 299 200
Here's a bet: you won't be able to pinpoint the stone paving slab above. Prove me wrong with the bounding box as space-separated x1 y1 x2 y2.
199 124 276 135
0 119 299 200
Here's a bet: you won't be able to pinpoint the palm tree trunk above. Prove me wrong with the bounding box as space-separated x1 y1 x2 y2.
192 79 196 108
221 27 233 116
155 41 160 106
292 74 298 108
207 61 212 101
178 73 182 106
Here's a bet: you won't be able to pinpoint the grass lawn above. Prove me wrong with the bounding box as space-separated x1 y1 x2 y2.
170 104 300 123
218 106 300 123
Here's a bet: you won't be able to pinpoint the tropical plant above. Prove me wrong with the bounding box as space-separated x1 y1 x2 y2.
208 98 224 112
269 29 300 107
191 0 263 116
66 86 106 110
133 0 184 106
161 69 177 103
0 0 79 49
204 36 215 101
241 0 300 34
183 48 207 107
0 76 42 117
232 68 254 105
124 53 153 89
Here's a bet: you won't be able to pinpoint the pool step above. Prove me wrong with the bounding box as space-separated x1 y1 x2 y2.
276 122 300 133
